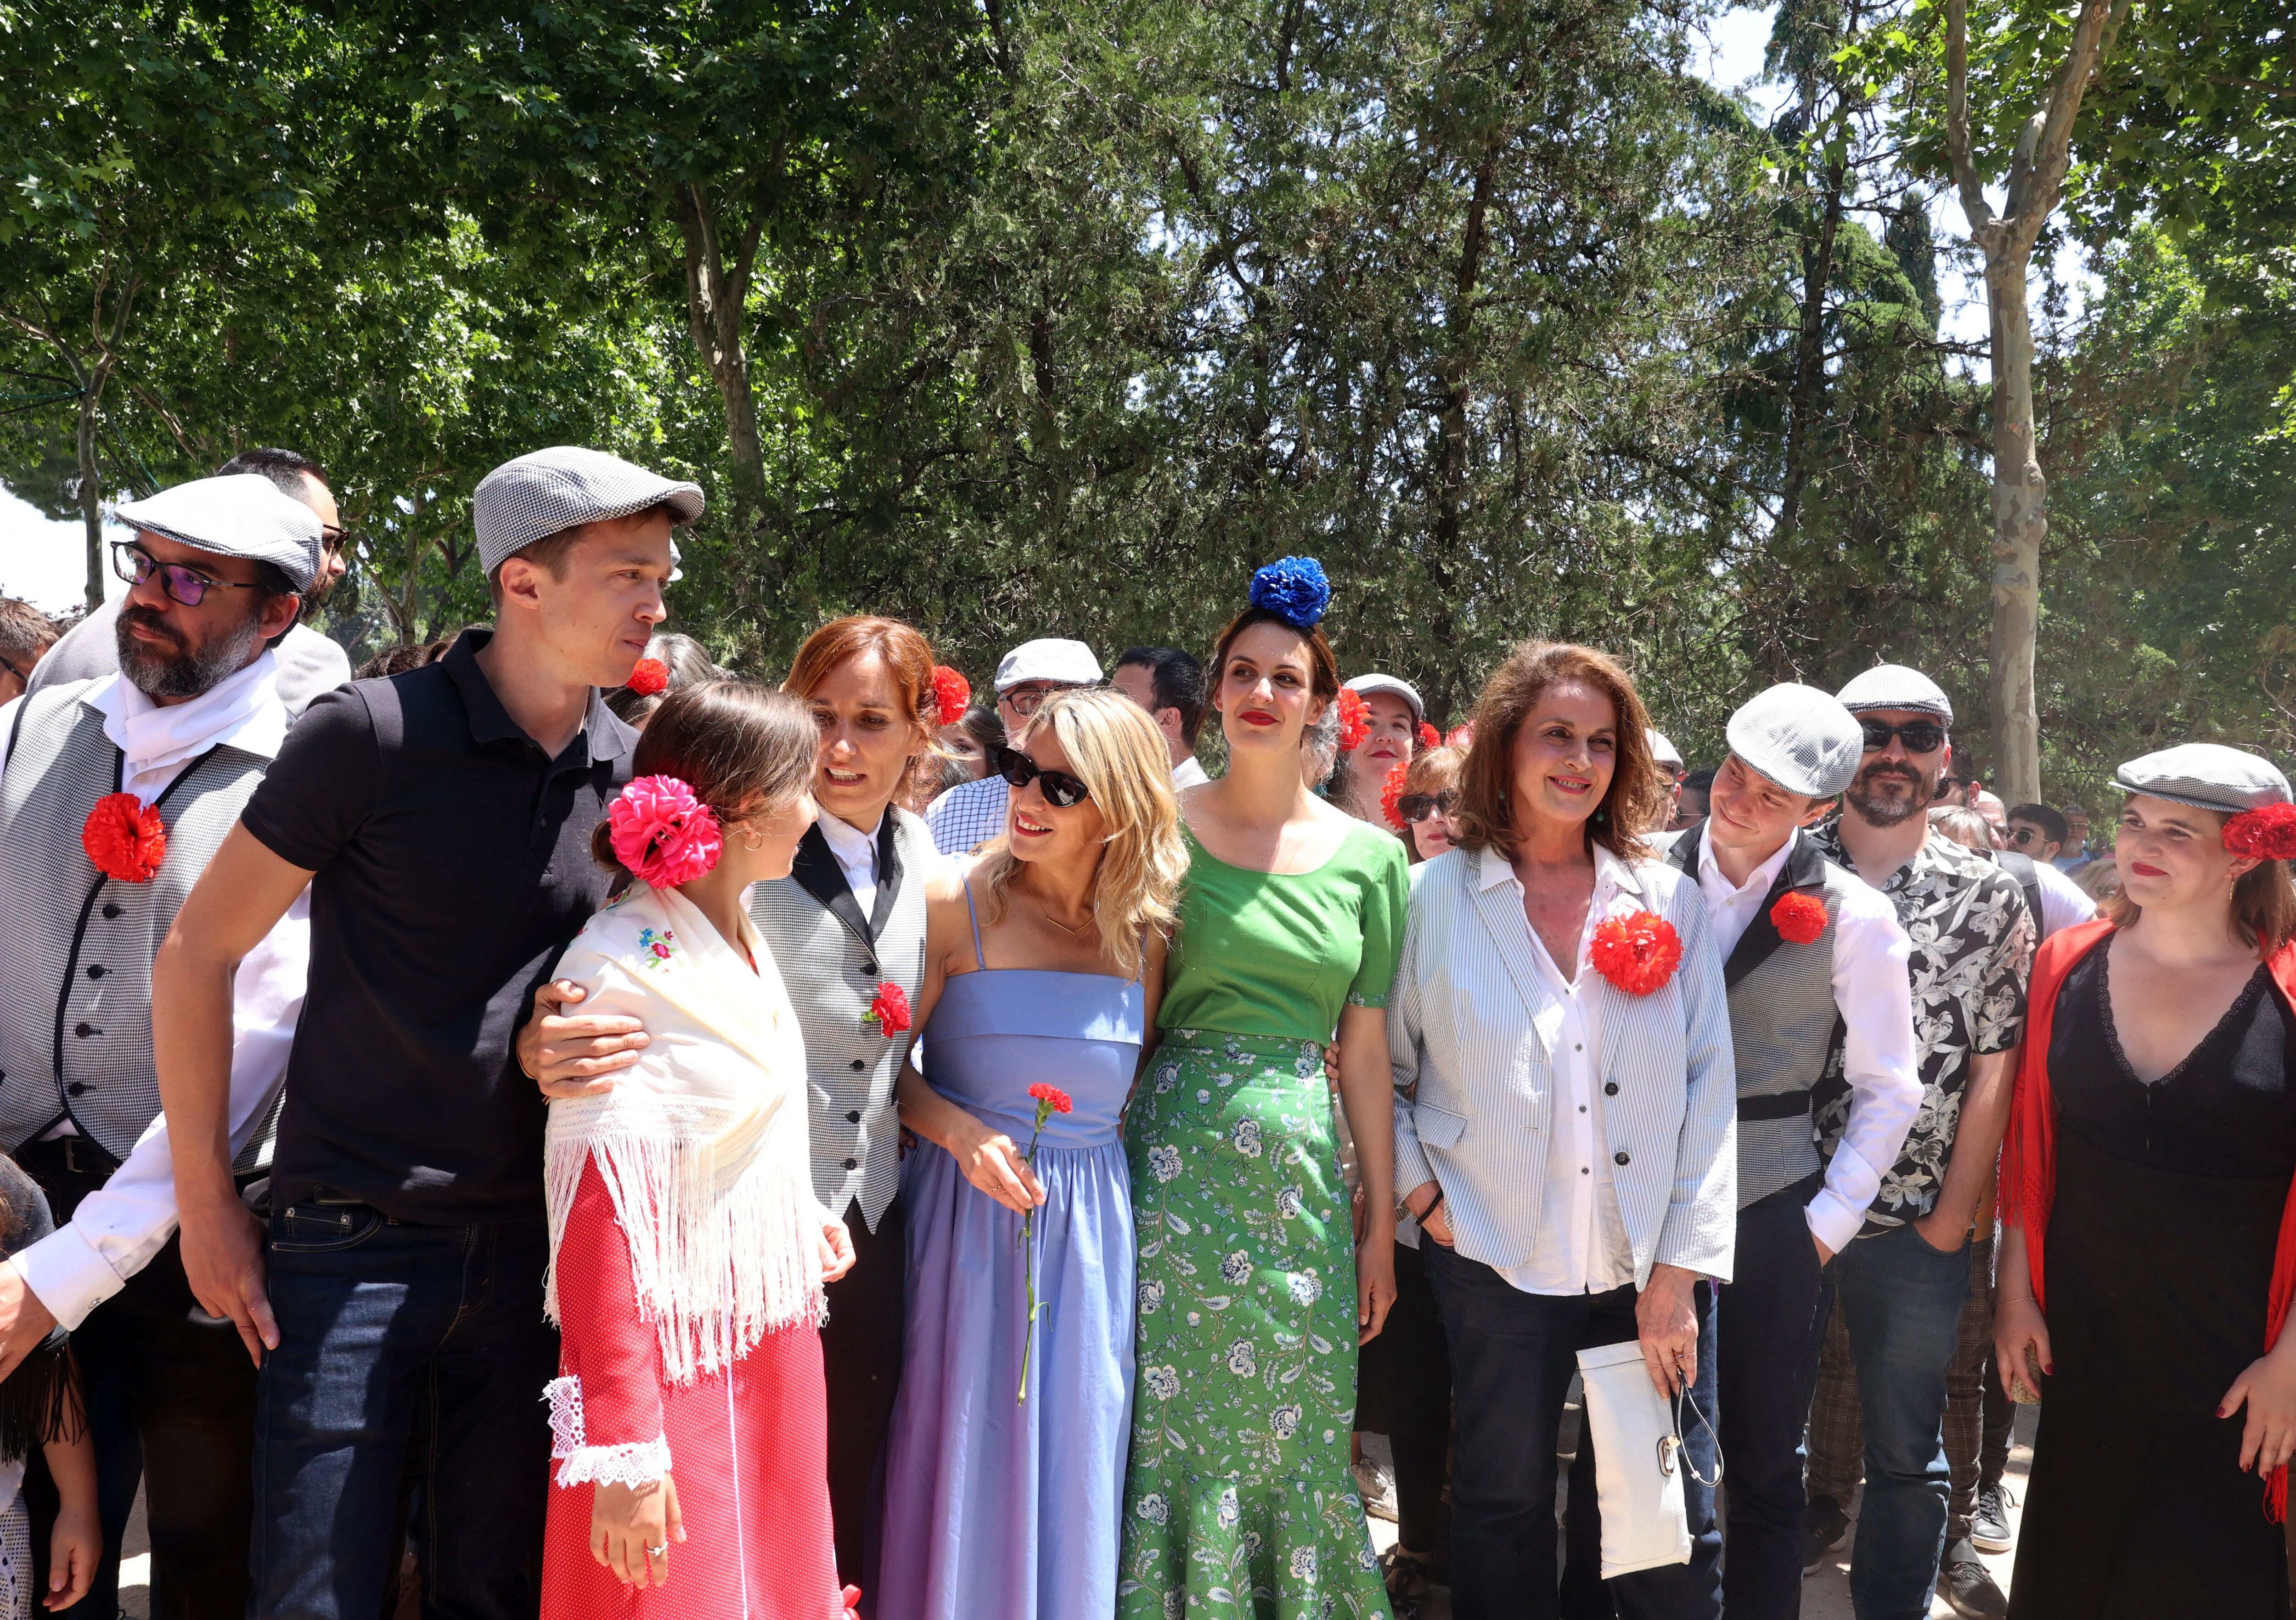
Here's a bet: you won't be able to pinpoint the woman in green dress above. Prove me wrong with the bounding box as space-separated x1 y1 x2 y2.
1120 557 1407 1620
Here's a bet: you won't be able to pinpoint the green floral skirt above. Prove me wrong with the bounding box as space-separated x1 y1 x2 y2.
1118 1029 1389 1620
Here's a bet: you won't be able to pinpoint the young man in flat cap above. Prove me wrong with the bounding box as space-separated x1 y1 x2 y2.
0 474 320 1619
1803 664 2035 1620
1653 684 1919 1618
924 636 1103 855
153 446 698 1619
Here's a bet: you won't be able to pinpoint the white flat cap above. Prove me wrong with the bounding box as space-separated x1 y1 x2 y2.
996 638 1103 691
115 474 323 593
1345 673 1424 723
1728 683 1864 798
473 446 704 576
1836 663 1954 724
1647 728 1684 770
2113 744 2291 815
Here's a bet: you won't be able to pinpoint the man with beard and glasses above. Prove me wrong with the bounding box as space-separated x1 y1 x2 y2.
1799 665 2034 1620
0 474 319 1620
28 448 353 715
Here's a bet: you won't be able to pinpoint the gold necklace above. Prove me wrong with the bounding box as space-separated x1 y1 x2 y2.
1040 903 1094 935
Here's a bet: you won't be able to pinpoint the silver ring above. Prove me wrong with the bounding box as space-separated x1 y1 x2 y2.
645 1544 667 1559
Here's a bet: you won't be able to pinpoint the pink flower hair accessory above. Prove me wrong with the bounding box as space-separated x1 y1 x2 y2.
609 775 724 888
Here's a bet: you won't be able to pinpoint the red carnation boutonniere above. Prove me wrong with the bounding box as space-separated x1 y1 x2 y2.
83 793 166 883
2225 802 2296 861
1590 910 1684 996
1770 890 1828 946
1417 721 1441 751
1018 1082 1074 1402
625 657 670 697
930 665 972 728
1335 688 1370 752
865 981 912 1036
1379 761 1410 831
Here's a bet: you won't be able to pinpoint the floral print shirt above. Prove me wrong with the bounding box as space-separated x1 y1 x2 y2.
1812 823 2035 1230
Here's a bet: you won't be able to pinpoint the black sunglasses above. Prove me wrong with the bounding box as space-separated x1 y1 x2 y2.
112 541 270 608
1396 790 1459 824
993 745 1092 809
1859 719 1947 756
2008 826 2044 847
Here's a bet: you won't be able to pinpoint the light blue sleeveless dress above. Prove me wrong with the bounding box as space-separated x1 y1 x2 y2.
874 884 1145 1620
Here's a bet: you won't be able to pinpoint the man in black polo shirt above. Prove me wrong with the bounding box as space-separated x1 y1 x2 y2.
152 446 701 1620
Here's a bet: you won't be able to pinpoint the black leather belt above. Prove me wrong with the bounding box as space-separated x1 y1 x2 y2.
1738 1089 1814 1122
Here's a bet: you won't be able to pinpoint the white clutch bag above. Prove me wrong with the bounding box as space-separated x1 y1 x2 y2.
1574 1340 1721 1579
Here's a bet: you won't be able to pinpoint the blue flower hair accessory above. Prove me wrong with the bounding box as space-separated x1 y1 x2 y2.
1249 556 1331 631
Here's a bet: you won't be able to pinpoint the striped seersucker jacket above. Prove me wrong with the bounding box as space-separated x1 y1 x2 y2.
1388 841 1739 1287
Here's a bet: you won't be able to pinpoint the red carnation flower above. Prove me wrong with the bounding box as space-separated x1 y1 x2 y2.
1379 761 1410 830
1771 890 1828 946
1418 721 1441 751
1589 910 1684 996
2225 802 2296 862
930 666 972 728
625 657 670 697
1026 1082 1074 1115
866 981 913 1035
1446 723 1475 751
1336 689 1369 752
83 793 167 884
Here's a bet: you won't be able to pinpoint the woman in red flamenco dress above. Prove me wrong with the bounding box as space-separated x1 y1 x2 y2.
539 683 861 1619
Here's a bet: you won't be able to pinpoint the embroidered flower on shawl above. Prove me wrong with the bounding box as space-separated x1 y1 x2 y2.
625 657 670 697
83 793 166 883
1334 688 1369 752
608 775 722 888
2225 802 2296 861
1770 890 1829 946
930 665 972 727
1379 761 1409 830
633 926 677 967
1590 910 1683 996
866 981 912 1035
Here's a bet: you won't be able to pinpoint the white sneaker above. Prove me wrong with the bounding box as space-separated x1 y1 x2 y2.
1353 1457 1399 1522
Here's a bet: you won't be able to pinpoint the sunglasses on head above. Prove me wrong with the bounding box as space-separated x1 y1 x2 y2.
993 745 1092 809
1396 790 1459 824
1859 719 1947 755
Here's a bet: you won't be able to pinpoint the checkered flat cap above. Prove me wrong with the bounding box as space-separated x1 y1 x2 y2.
1835 663 1953 724
1728 683 1863 798
2114 744 2291 815
115 474 323 593
473 446 704 576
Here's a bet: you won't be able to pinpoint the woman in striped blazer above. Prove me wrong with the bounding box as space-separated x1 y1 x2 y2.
1389 641 1736 1620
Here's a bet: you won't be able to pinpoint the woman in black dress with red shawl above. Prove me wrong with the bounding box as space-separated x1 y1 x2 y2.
1997 743 2296 1619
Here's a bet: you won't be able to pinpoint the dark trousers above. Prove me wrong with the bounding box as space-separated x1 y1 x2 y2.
823 1194 906 1594
1425 1241 1720 1620
1716 1180 1826 1620
253 1201 560 1620
20 1140 255 1620
1384 1240 1454 1571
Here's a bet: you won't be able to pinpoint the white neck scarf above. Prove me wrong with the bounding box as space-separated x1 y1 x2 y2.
89 649 287 805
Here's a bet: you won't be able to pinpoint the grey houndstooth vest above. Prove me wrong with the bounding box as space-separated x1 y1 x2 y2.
1668 823 1846 1208
748 807 933 1230
0 681 279 1169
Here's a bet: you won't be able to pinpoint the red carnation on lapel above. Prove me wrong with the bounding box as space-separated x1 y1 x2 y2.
1380 761 1409 830
1335 689 1370 752
2224 802 2296 861
83 794 166 883
866 981 912 1035
1589 910 1683 996
1770 890 1828 946
1417 721 1441 751
930 665 972 727
625 657 670 697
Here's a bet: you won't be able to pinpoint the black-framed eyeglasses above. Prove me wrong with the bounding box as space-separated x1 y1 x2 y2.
0 655 23 685
993 745 1092 809
1859 719 1947 756
111 541 266 608
1396 790 1459 824
1000 685 1073 719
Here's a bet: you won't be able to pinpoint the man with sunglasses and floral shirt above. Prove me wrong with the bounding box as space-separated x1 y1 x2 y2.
0 474 320 1619
1801 664 2035 1620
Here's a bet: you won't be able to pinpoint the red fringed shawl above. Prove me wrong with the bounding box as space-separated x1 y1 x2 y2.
1999 918 2296 1521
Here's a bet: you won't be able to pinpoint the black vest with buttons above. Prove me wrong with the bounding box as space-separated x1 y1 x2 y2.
0 681 276 1168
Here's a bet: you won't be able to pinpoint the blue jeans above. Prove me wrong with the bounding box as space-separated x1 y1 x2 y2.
1716 1177 1825 1619
253 1201 560 1620
1425 1241 1720 1620
1812 1220 1971 1620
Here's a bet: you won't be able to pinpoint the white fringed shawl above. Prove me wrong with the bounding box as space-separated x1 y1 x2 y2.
542 881 825 1386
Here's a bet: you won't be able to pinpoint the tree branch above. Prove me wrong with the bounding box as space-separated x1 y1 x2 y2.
1941 0 1993 232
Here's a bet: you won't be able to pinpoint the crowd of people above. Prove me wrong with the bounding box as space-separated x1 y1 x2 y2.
0 441 2285 1620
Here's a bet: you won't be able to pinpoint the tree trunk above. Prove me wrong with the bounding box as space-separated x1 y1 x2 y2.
75 378 105 611
1772 155 1846 564
674 182 766 534
1982 246 2045 805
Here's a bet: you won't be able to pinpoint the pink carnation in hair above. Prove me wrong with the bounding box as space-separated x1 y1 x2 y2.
609 775 723 888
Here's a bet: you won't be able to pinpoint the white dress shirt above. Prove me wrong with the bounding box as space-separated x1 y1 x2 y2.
1171 755 1209 790
1694 822 1919 1253
3 656 312 1330
1485 845 1638 1296
818 809 883 917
